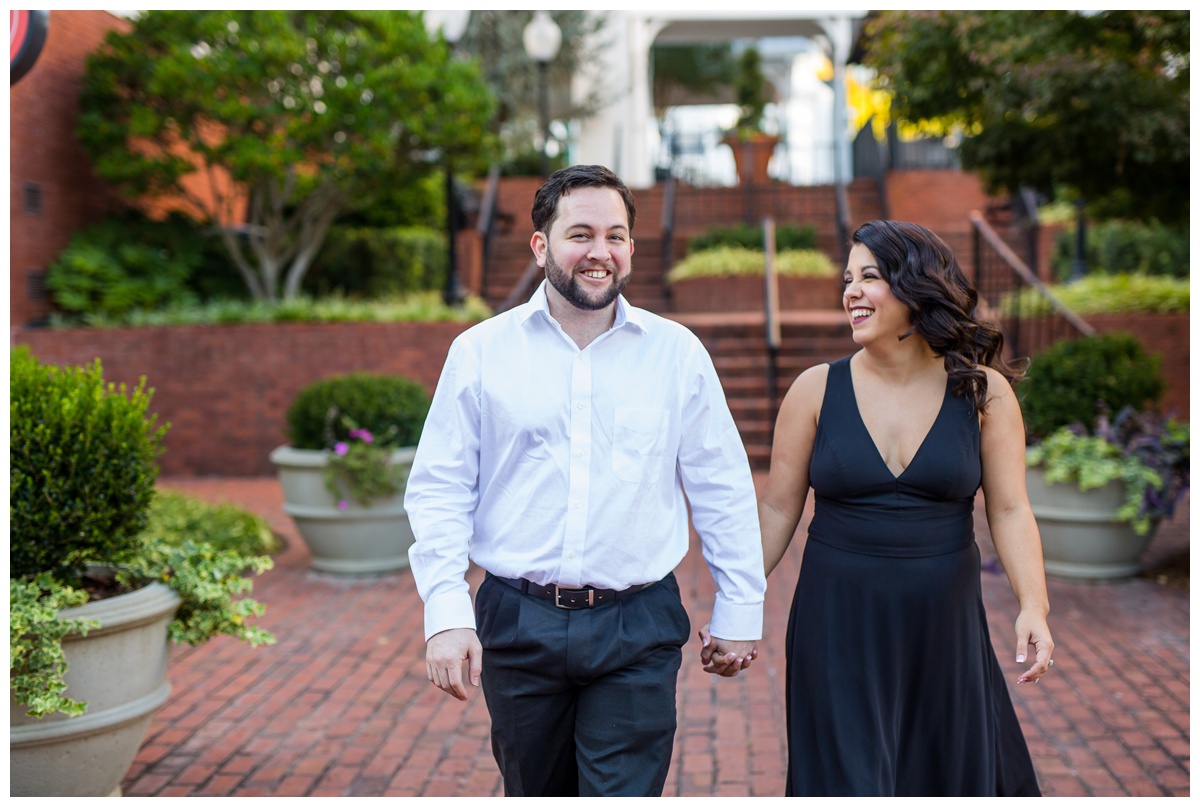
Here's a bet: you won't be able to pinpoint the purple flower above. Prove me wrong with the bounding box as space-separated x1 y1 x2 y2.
334 442 349 456
348 428 374 444
338 499 348 511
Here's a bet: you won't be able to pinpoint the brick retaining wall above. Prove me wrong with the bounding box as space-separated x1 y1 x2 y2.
14 322 472 476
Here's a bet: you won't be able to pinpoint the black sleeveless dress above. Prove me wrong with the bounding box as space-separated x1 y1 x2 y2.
784 355 1040 796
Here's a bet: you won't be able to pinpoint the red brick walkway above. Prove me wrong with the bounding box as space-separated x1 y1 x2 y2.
123 477 1190 797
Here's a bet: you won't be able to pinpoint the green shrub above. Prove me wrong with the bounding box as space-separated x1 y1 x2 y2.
286 372 432 451
668 246 835 282
1000 273 1189 317
45 212 243 320
10 347 166 581
143 490 282 558
1020 332 1165 440
688 222 817 253
1051 219 1189 280
305 225 448 298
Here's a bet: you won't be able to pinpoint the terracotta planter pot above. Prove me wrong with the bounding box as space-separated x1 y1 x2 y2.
722 133 780 186
1026 464 1155 579
670 275 843 313
10 581 181 797
270 445 417 576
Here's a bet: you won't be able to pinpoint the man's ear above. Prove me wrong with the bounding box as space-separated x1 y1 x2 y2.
530 231 548 268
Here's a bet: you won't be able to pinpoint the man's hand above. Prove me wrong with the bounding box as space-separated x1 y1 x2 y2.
426 628 483 700
697 622 759 677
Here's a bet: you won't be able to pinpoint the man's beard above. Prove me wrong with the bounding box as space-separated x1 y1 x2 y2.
544 245 630 312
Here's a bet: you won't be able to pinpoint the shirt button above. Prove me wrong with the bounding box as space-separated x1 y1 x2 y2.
569 552 577 559
574 501 581 510
577 403 585 410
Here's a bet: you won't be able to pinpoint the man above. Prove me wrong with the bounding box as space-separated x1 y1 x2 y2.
405 164 765 797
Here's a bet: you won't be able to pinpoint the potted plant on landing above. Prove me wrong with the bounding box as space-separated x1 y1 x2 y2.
1020 332 1189 579
10 348 274 797
721 45 779 186
269 372 432 576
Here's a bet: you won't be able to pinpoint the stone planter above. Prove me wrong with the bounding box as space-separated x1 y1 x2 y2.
1026 465 1155 580
10 581 181 797
270 445 417 576
670 275 843 313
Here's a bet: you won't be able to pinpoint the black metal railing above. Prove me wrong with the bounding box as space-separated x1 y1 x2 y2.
660 171 677 302
475 164 502 288
971 211 1093 362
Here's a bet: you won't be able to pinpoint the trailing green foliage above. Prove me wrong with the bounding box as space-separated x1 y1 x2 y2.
286 373 431 451
1020 332 1164 440
668 247 835 283
305 225 447 298
1051 220 1190 279
1027 412 1189 536
47 291 492 329
1001 274 1189 317
119 542 273 648
10 347 166 581
9 575 99 718
688 222 817 253
144 490 282 558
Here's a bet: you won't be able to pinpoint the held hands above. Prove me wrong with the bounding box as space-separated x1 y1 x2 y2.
1014 609 1055 685
697 622 759 677
426 628 483 701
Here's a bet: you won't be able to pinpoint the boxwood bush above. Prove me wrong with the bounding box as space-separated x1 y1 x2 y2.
286 372 432 451
1021 332 1165 440
10 347 166 581
305 225 447 297
1052 219 1189 280
144 490 282 558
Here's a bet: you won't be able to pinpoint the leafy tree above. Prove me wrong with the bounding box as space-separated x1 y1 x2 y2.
651 43 736 119
78 10 496 301
864 10 1189 225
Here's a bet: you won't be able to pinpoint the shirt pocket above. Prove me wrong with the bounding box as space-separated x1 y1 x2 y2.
612 406 669 483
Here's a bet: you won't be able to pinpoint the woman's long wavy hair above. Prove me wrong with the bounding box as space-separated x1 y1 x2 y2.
851 220 1025 415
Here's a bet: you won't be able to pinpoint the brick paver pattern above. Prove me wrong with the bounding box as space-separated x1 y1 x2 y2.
122 477 1189 797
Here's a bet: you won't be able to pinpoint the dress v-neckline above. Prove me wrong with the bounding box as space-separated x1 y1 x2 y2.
845 361 951 482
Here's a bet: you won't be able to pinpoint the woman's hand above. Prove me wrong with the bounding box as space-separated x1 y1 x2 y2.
1014 609 1054 685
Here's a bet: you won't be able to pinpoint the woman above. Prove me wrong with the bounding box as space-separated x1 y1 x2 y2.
760 220 1052 795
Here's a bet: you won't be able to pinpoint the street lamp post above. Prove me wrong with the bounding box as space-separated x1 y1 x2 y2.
423 11 471 305
522 11 562 178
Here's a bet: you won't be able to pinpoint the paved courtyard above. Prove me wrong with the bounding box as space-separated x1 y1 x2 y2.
122 476 1189 797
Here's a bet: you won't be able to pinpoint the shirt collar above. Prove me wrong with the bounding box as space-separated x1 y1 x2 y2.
517 280 647 334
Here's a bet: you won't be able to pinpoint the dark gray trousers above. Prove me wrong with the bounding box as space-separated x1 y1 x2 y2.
474 571 690 797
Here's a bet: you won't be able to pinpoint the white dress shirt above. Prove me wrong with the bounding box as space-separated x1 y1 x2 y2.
405 281 766 641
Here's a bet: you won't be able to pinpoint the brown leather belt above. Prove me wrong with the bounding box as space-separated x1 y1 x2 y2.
490 574 654 610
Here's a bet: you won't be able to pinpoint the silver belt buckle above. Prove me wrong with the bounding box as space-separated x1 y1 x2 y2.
554 585 593 609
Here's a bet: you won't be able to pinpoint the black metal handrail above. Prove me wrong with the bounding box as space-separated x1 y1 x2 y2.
970 211 1093 361
762 218 782 437
496 257 541 314
475 164 501 295
660 172 677 303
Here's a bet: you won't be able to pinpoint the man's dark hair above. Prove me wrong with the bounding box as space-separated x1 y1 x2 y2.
530 164 637 235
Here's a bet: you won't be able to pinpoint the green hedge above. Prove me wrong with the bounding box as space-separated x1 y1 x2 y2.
1000 274 1189 317
1052 219 1189 279
688 222 817 253
668 246 835 282
304 225 448 297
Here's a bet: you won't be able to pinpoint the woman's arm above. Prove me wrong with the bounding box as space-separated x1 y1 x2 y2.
979 367 1055 684
760 364 826 578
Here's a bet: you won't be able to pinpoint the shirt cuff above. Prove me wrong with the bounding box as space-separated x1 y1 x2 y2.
708 597 764 642
423 590 478 641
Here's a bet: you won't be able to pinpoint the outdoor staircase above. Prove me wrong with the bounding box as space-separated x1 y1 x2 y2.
478 180 873 469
